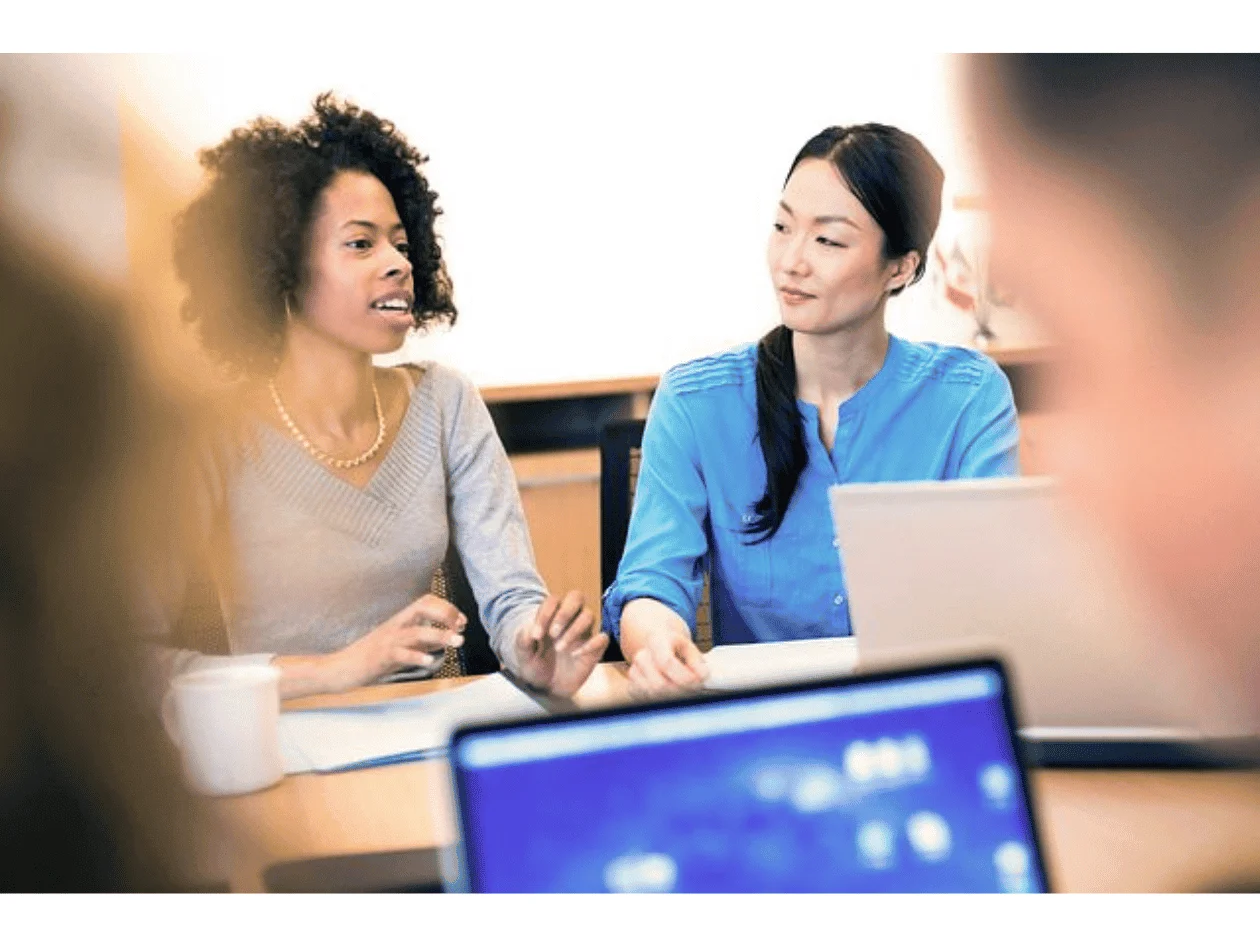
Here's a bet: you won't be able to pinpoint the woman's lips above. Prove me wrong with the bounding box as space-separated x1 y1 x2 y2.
779 288 815 306
371 305 417 330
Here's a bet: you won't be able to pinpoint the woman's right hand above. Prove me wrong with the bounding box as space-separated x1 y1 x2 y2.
620 598 709 699
627 629 709 698
320 595 467 693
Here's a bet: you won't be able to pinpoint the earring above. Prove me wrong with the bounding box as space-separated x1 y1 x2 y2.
284 296 295 321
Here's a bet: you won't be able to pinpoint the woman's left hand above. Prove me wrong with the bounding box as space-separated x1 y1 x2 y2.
512 590 608 697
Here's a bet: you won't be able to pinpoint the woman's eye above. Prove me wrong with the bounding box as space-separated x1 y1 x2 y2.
817 236 845 248
395 243 410 256
772 222 788 233
347 238 371 250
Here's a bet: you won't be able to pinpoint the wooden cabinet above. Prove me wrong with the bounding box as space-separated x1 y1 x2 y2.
509 449 604 630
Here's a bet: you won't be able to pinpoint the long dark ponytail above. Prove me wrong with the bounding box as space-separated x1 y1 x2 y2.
746 124 944 542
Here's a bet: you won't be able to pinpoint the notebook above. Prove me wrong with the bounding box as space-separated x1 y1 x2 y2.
278 673 549 774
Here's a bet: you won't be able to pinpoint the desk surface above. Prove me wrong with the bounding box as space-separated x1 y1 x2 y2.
210 665 1260 893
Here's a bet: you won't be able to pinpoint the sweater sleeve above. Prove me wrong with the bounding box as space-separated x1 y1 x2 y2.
135 441 274 705
438 368 548 677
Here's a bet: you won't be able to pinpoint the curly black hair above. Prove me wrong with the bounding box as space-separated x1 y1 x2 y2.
173 93 457 375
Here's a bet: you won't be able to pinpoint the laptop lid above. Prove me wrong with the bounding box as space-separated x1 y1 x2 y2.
828 477 1249 738
448 658 1049 892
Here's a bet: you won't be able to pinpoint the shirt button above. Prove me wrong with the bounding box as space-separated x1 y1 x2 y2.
741 513 755 525
833 594 845 606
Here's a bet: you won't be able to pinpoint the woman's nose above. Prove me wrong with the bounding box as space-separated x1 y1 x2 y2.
384 245 413 279
777 236 810 276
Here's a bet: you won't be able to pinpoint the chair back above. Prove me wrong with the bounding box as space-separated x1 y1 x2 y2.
433 545 501 676
598 419 713 655
170 573 230 656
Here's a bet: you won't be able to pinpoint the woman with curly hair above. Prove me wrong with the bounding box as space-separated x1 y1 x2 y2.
159 94 606 700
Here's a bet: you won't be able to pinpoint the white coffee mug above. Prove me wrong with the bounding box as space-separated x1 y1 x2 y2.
164 664 285 797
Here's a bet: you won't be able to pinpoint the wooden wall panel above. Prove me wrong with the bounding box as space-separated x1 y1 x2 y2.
510 449 603 631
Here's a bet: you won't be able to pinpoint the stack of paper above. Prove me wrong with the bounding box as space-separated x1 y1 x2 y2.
278 640 862 775
278 673 549 775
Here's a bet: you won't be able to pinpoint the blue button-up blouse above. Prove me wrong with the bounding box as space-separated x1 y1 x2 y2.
601 334 1020 644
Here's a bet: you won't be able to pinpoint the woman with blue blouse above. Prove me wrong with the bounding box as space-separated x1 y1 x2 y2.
603 123 1020 697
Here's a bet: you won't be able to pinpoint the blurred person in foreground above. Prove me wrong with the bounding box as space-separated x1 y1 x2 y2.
965 53 1260 886
0 223 205 890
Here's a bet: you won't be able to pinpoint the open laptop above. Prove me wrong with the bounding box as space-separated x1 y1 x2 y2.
447 658 1049 892
829 477 1256 759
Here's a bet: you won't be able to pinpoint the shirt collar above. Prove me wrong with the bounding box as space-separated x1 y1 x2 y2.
795 332 905 421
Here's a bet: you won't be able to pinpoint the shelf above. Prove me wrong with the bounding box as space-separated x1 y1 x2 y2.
481 375 659 404
482 346 1054 453
479 347 1053 405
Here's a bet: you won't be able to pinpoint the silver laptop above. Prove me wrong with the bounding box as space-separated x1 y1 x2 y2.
829 477 1253 741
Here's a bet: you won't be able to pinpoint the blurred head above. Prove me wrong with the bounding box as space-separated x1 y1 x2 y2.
965 54 1260 704
0 227 203 890
174 93 456 376
769 124 944 336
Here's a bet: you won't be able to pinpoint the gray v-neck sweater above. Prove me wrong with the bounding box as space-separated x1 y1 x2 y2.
152 362 545 685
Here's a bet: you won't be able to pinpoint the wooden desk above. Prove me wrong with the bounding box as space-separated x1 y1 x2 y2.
210 666 1260 893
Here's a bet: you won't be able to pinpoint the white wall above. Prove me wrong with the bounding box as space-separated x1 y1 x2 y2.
117 14 990 388
0 55 128 288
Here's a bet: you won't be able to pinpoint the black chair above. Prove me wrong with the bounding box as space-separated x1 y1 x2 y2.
429 544 501 676
598 418 713 660
169 544 498 678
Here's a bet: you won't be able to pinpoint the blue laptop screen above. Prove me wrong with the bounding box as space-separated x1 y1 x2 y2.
451 665 1045 892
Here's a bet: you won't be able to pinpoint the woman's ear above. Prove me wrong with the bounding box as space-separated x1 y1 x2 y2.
887 251 922 294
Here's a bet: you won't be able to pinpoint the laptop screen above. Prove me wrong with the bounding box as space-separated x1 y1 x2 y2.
449 661 1047 892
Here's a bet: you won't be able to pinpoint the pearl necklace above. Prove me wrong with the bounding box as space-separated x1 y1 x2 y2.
268 377 387 470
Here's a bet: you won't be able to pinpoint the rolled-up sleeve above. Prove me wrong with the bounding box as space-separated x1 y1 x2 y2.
954 365 1021 478
442 370 548 676
601 372 710 639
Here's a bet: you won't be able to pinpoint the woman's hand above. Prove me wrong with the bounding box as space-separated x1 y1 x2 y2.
330 595 467 691
512 590 609 698
620 598 708 699
626 628 708 699
276 595 466 698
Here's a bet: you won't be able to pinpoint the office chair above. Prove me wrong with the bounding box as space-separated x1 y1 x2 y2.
428 545 501 676
169 545 497 679
169 571 232 658
598 418 713 662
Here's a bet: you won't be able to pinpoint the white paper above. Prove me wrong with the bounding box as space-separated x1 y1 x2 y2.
278 674 549 774
702 638 859 692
